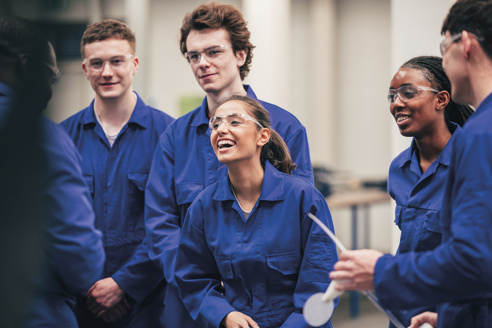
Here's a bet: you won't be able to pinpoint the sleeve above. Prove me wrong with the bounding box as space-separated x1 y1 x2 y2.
144 129 182 284
175 200 236 328
43 123 105 295
374 132 492 310
111 235 163 303
280 198 338 328
284 127 314 185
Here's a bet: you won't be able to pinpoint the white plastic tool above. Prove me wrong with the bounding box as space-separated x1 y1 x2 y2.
418 324 434 328
304 213 431 328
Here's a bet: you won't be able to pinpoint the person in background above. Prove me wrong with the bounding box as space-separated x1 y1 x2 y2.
60 19 174 327
175 95 337 328
330 1 492 327
386 55 473 327
0 16 105 328
145 3 313 326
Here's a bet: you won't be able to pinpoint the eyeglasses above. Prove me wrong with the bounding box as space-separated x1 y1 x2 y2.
439 32 485 56
209 112 264 131
83 54 134 72
440 33 462 56
185 45 230 64
387 85 439 104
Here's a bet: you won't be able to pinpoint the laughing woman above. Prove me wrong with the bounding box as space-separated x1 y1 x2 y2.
174 95 337 328
387 56 474 327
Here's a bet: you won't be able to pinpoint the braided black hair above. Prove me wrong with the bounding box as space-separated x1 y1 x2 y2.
401 56 474 128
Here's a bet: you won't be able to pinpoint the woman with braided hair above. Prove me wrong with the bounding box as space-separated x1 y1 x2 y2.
174 95 338 328
386 55 473 327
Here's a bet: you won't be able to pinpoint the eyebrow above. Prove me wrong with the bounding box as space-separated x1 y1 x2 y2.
187 45 223 53
389 83 413 90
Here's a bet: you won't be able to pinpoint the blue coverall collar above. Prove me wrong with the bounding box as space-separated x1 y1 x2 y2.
398 122 461 172
79 92 148 129
475 92 492 115
190 84 257 128
213 160 286 202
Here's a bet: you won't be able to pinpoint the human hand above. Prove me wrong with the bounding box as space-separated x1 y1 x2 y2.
408 311 437 328
99 298 132 323
86 277 126 317
329 249 383 291
221 311 260 328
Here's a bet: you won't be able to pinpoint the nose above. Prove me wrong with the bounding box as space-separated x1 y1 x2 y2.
216 120 229 133
392 94 406 108
101 61 114 76
198 54 211 67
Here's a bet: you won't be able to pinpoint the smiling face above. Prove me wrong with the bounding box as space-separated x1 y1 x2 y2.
82 38 138 101
186 28 246 96
211 100 269 166
389 68 445 138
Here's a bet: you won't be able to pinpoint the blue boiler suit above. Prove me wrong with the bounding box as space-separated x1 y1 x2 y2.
60 93 174 327
387 123 461 326
374 93 492 327
27 119 106 327
145 85 314 327
175 161 338 328
0 83 105 327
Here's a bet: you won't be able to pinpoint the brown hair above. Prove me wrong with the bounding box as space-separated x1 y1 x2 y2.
81 19 136 59
221 95 296 174
179 2 255 80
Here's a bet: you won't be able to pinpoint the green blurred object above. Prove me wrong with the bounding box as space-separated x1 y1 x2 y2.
179 94 203 116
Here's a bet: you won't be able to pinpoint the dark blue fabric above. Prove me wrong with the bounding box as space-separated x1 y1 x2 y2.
60 93 173 327
374 93 492 328
145 85 314 327
175 161 337 328
26 118 105 327
387 123 461 327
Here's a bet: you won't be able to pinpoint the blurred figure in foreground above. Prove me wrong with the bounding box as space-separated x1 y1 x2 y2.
0 16 105 328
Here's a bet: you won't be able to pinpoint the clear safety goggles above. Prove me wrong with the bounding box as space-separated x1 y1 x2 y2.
387 85 439 104
185 44 230 64
83 54 134 72
209 112 264 131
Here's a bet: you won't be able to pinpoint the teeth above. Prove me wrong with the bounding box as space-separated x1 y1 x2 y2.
218 140 235 148
397 116 409 123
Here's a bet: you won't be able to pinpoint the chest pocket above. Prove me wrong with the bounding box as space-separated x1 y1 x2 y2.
176 182 203 206
126 172 148 231
266 250 301 275
415 210 442 252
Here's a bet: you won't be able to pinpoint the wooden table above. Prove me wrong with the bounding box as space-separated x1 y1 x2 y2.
326 188 391 318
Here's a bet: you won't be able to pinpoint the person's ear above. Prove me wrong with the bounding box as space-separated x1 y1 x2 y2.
436 90 450 111
257 128 270 147
132 56 139 75
235 49 247 67
82 61 89 79
461 30 474 59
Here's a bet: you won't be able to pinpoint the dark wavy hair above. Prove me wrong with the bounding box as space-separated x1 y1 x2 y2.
81 19 136 59
400 56 474 128
220 95 296 174
179 2 255 80
441 0 492 60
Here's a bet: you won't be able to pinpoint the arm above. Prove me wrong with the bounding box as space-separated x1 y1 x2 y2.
280 199 338 328
145 130 182 284
109 235 163 303
175 201 237 328
333 132 492 309
43 122 105 294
